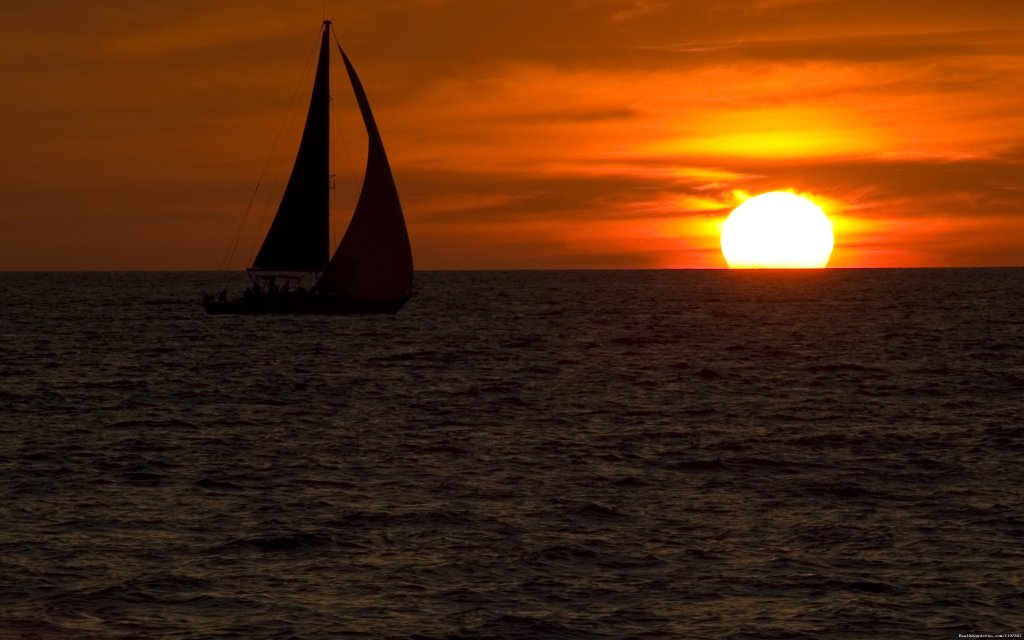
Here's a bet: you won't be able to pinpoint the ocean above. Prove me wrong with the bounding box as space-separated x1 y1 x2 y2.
0 269 1021 639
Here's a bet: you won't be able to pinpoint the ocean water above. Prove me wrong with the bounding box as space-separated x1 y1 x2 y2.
0 269 1021 639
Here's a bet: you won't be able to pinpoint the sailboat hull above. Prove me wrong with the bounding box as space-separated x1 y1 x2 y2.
202 292 410 315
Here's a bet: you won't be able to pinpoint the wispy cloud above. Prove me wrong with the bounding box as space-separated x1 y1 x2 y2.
609 0 670 22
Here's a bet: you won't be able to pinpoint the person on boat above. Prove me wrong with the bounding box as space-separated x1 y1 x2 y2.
218 289 228 303
267 278 279 296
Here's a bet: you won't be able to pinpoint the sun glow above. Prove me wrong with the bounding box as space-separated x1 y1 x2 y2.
721 192 834 269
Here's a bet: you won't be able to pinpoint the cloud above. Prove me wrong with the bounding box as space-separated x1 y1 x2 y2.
719 148 1024 215
649 29 1018 63
608 0 670 22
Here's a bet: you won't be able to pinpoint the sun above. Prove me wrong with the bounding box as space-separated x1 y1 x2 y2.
720 192 834 268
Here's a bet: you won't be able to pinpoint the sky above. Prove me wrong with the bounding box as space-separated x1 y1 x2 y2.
1 0 1023 270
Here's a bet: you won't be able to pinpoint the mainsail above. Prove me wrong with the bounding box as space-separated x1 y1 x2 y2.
252 25 331 272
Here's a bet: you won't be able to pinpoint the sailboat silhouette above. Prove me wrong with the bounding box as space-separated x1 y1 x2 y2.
204 20 413 314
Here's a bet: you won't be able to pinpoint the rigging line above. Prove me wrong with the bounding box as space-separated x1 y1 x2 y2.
220 176 264 271
332 88 362 194
218 26 322 271
327 23 363 254
329 25 365 195
329 94 361 253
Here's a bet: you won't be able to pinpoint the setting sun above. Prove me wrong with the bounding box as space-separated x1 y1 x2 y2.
721 192 835 269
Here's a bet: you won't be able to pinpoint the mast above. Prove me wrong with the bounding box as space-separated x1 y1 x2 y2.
251 21 332 272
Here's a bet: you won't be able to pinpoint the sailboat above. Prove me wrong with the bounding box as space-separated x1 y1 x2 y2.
203 20 413 315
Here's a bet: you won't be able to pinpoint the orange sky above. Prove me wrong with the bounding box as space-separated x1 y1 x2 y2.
2 0 1023 269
